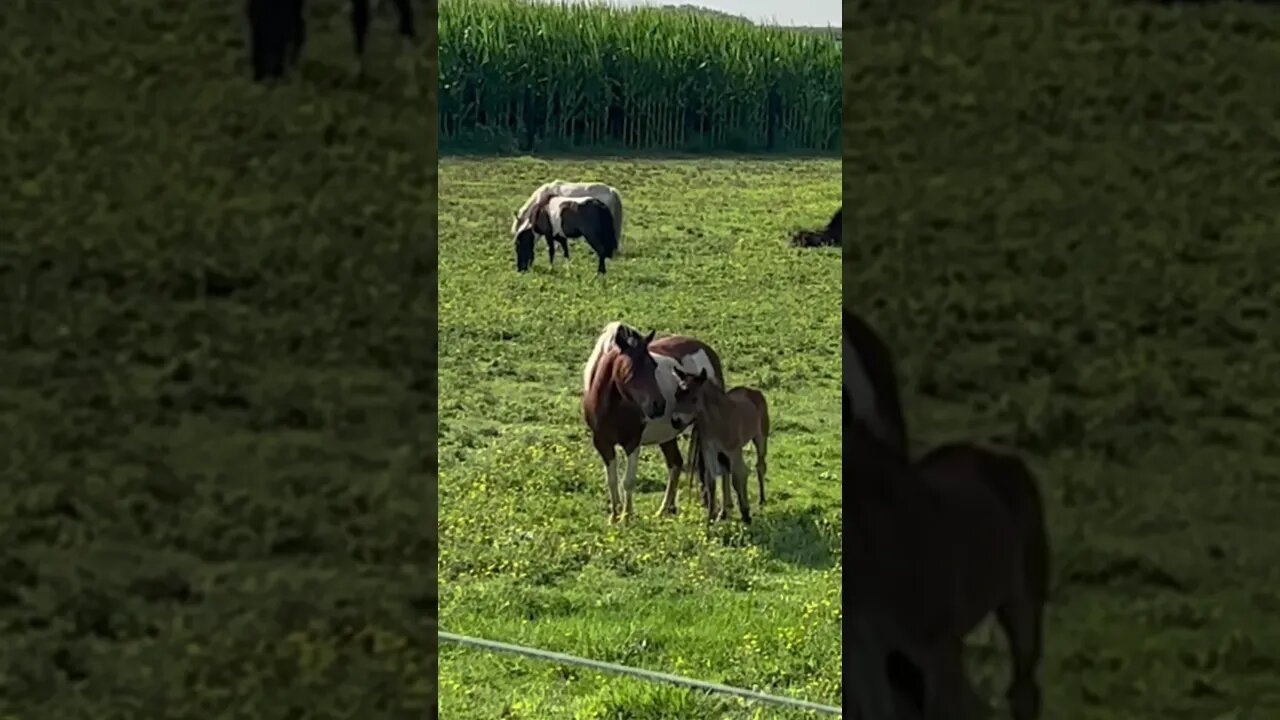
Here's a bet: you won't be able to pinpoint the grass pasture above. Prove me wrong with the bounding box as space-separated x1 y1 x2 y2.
1 0 435 717
848 1 1280 717
438 157 841 718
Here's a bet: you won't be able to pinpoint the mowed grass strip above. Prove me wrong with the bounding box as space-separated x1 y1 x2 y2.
439 157 841 719
848 1 1280 717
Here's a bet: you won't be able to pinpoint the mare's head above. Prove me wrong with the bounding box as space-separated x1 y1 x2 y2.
670 367 710 432
610 328 665 419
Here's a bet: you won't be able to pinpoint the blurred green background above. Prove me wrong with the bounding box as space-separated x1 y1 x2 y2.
0 1 437 717
846 1 1280 717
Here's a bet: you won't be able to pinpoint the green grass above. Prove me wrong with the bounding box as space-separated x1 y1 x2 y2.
1 1 437 717
847 1 1280 717
438 156 841 718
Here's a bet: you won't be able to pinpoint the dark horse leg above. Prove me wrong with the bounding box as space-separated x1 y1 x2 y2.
546 236 556 266
351 0 372 73
997 583 1044 720
390 0 416 38
247 0 287 81
286 0 306 70
583 233 608 274
558 236 570 260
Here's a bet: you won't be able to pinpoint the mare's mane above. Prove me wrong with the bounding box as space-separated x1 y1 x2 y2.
582 321 642 394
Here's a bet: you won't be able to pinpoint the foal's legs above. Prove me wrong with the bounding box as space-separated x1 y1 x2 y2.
655 439 683 516
717 456 732 522
996 589 1043 720
730 454 752 524
753 432 768 505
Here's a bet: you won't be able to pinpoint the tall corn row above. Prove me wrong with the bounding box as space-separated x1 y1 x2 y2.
439 0 840 152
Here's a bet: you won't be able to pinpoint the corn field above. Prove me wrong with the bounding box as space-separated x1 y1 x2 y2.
439 0 841 152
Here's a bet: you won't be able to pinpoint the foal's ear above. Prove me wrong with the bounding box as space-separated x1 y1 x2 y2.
673 366 692 382
641 330 656 346
696 368 708 381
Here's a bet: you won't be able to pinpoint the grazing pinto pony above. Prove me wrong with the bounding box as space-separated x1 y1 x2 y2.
515 197 618 275
582 322 722 522
513 181 624 254
670 368 769 523
246 0 415 82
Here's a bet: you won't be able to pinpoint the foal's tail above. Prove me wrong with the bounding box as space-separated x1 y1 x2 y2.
994 453 1051 605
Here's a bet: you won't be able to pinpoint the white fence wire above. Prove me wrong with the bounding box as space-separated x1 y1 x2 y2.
439 630 843 716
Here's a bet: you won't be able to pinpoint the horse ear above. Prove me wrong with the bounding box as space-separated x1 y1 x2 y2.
642 330 656 345
697 368 708 381
673 366 691 381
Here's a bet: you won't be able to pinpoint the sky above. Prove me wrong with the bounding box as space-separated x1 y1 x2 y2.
542 0 840 28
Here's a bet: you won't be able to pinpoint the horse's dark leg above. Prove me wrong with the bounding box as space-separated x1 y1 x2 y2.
390 0 415 37
249 18 270 81
731 455 751 524
594 442 621 523
287 0 306 69
656 439 682 516
558 236 569 259
997 593 1043 720
596 251 607 275
351 0 371 74
546 236 556 266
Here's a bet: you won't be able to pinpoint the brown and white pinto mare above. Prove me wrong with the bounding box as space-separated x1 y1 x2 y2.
670 367 770 523
844 309 1050 720
582 321 723 522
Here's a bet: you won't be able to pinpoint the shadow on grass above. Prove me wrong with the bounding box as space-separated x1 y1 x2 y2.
748 504 839 570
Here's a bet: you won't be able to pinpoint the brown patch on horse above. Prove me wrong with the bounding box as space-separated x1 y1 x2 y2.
671 368 769 524
846 427 1049 720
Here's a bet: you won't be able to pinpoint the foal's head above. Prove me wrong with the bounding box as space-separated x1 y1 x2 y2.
670 367 711 432
611 328 665 419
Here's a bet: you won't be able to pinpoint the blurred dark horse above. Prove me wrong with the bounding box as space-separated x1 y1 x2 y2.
246 0 416 82
791 206 843 248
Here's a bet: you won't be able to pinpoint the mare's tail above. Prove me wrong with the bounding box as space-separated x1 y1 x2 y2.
993 453 1051 605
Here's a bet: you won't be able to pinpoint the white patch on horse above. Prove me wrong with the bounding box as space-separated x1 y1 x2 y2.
642 349 717 445
843 327 887 441
547 196 576 238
